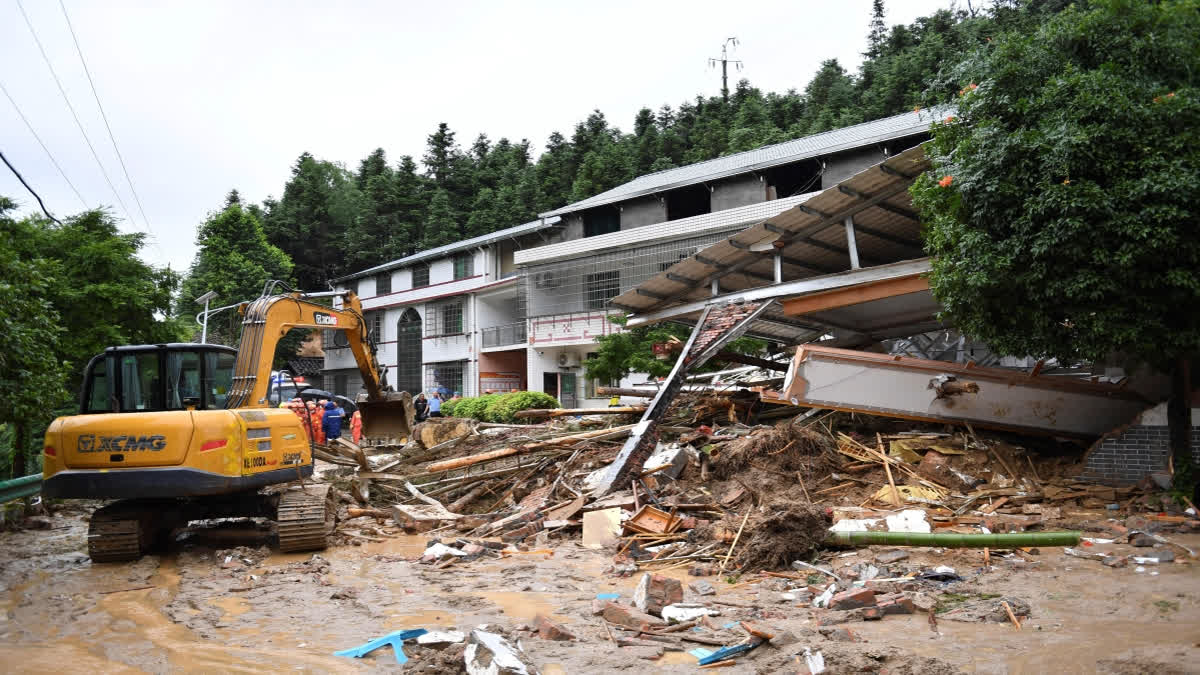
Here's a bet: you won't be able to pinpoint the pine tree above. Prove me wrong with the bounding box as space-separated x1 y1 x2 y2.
866 0 887 58
422 189 460 249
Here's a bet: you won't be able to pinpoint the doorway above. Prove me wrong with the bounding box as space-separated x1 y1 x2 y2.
542 372 578 408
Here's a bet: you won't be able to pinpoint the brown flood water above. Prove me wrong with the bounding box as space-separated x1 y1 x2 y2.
2 507 1199 673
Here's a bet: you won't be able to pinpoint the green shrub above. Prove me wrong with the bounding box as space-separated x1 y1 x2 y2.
440 391 561 423
482 391 561 423
454 394 501 421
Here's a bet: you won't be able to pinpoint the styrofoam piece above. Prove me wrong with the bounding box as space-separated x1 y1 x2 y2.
661 603 720 623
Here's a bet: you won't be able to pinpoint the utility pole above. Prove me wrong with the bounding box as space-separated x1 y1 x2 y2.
709 37 742 101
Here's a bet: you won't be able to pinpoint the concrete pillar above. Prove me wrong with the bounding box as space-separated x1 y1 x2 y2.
844 216 860 269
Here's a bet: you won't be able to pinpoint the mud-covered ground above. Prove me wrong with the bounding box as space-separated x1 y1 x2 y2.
2 502 1199 674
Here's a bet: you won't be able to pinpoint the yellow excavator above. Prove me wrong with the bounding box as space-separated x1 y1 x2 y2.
41 285 414 562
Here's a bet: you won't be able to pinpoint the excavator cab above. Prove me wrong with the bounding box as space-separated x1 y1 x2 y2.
79 343 237 415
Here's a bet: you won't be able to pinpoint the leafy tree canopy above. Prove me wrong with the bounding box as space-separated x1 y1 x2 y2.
585 317 766 384
0 198 185 477
179 197 295 350
912 0 1200 367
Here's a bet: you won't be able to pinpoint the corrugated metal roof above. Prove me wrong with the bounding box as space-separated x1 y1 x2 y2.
610 144 939 347
333 216 561 282
541 108 944 218
514 192 817 267
612 144 931 315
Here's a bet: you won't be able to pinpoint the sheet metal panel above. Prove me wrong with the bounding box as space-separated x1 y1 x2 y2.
779 345 1149 438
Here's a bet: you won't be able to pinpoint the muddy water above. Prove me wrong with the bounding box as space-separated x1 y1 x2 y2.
3 508 1199 674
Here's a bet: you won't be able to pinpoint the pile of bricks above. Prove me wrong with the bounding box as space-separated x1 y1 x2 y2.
815 586 920 625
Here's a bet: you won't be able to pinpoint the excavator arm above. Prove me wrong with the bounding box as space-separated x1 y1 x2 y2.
225 289 413 439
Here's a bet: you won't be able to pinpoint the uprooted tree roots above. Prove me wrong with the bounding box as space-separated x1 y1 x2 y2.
736 502 830 572
711 420 834 481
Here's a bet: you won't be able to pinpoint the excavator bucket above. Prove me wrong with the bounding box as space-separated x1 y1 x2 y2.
357 391 416 442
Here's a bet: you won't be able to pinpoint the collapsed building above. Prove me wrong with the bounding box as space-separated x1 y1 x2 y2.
603 144 1199 488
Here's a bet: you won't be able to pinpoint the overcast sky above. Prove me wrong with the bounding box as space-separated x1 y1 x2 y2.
1 0 950 273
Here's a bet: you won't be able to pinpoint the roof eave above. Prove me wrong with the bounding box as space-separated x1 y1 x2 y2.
538 122 936 219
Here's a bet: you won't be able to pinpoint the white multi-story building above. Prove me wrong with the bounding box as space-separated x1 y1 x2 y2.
324 109 936 407
322 217 559 399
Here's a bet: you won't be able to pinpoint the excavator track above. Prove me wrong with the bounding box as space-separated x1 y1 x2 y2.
88 505 149 563
277 484 333 553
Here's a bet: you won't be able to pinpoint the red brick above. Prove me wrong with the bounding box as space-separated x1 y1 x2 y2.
862 606 883 620
829 587 876 610
534 614 576 640
601 602 666 631
877 596 915 615
634 573 683 616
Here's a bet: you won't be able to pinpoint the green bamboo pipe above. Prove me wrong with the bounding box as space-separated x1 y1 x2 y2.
825 530 1081 548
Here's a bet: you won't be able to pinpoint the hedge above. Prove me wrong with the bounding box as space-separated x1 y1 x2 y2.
443 391 560 423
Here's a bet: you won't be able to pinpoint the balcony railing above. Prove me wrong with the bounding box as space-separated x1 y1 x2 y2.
481 321 527 348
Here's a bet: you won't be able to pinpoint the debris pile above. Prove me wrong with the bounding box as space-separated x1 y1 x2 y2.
305 392 1197 670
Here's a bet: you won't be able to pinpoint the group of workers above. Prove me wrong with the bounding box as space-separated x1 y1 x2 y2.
281 398 361 444
413 391 448 422
281 386 465 444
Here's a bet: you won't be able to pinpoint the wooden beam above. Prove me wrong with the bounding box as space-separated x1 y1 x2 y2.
781 274 930 316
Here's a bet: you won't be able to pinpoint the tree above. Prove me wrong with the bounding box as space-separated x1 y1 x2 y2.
866 0 888 58
0 198 67 477
181 199 295 349
343 149 428 270
262 154 359 289
585 317 765 384
421 188 460 249
911 0 1200 484
38 209 186 391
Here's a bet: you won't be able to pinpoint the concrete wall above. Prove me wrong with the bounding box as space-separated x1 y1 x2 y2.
476 292 518 331
562 214 584 240
823 147 887 187
1079 402 1200 485
711 174 765 212
620 196 667 230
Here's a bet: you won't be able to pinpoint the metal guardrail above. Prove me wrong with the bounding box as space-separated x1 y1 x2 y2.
0 474 42 504
481 321 527 349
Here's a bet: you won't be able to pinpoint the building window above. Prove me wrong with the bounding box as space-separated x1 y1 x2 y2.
425 360 467 399
366 311 383 342
395 308 422 394
585 270 620 310
322 328 348 350
376 272 392 295
453 254 474 280
583 207 620 237
425 298 466 337
413 263 430 288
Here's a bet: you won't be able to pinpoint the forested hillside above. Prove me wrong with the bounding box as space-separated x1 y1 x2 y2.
185 0 1068 296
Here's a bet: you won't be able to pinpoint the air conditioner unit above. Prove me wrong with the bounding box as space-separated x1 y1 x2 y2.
556 351 581 368
535 271 563 289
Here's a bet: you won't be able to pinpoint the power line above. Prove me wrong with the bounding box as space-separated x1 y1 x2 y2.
15 0 138 229
0 79 88 208
1 148 64 224
58 0 153 233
